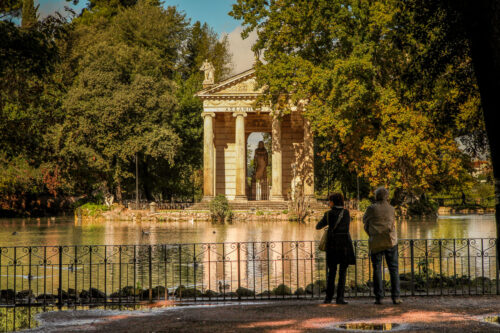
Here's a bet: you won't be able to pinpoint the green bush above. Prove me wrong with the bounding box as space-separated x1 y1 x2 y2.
282 209 288 214
407 198 438 217
209 195 233 224
256 210 264 216
358 199 372 212
77 203 109 217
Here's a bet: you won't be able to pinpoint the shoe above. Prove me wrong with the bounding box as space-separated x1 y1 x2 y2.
323 298 332 304
336 300 348 305
392 298 403 305
374 299 382 305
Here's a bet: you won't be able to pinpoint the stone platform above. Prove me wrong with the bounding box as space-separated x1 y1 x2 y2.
188 200 329 211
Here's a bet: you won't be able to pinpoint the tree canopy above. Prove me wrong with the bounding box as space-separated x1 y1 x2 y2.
231 0 484 201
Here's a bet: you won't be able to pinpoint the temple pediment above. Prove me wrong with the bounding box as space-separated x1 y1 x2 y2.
196 68 264 99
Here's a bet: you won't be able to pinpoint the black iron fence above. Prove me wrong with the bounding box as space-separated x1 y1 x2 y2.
0 238 497 309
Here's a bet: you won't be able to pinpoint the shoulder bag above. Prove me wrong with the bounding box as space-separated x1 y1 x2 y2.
318 209 344 251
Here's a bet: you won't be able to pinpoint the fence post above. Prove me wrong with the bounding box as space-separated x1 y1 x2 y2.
149 245 153 302
237 243 241 300
13 247 17 306
58 246 63 307
438 240 443 295
410 240 415 296
354 241 358 297
119 246 122 305
28 247 32 307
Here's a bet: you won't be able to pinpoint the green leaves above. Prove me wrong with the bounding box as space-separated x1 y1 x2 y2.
232 0 480 199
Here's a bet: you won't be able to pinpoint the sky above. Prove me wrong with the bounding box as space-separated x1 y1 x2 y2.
35 0 256 73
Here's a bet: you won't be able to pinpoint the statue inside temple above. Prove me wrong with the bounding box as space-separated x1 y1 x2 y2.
253 141 269 200
254 141 268 181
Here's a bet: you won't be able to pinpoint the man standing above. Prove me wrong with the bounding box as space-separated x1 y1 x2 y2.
363 187 402 305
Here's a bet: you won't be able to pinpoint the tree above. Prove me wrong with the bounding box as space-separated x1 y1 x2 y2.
1 0 21 18
56 1 187 201
230 0 478 204
21 0 37 28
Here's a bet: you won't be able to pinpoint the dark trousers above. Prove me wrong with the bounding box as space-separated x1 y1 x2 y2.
326 256 348 301
370 245 400 300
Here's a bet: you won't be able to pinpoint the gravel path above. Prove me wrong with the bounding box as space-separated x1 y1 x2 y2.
31 296 500 332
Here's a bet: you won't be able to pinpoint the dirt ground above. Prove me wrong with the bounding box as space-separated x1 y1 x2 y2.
31 296 500 332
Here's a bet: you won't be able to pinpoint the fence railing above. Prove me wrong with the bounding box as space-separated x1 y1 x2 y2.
0 238 497 308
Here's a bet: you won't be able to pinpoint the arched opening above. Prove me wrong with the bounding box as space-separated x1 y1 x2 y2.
247 132 272 200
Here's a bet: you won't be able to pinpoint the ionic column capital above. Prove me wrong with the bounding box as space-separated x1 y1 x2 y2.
232 111 247 118
201 112 216 119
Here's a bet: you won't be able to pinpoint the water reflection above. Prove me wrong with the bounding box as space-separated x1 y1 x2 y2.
0 214 495 246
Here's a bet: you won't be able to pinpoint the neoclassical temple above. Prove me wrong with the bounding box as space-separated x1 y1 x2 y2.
196 62 314 202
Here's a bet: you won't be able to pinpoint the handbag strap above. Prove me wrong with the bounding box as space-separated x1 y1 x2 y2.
330 209 344 233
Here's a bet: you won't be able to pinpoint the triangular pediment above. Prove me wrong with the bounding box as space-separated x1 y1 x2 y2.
196 68 264 98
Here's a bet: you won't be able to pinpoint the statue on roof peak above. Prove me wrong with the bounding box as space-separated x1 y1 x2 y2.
200 60 215 87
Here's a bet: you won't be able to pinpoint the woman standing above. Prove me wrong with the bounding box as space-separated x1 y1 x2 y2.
316 193 356 304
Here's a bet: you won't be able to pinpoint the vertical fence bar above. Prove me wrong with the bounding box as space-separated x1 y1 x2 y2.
354 241 358 298
119 246 122 305
104 246 108 304
74 246 78 303
178 245 182 300
133 246 136 303
467 240 471 295
28 247 32 307
89 246 93 304
310 241 314 299
149 245 153 302
252 242 256 300
193 244 197 302
281 242 285 299
267 243 271 300
410 240 415 296
207 245 211 300
164 245 168 300
237 243 241 300
296 242 299 299
13 247 17 306
481 239 485 295
222 244 226 301
453 239 457 295
58 246 63 307
43 247 47 304
439 240 443 295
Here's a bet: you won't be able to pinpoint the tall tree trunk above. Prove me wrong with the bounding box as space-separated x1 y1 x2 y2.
460 0 500 270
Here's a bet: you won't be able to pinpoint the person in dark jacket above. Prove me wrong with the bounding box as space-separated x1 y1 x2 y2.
316 193 356 304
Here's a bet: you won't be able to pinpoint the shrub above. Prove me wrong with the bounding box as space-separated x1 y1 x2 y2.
209 195 233 224
77 203 109 217
407 198 438 217
358 199 372 212
256 210 264 216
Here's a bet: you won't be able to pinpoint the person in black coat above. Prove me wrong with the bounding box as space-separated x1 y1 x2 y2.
316 193 356 304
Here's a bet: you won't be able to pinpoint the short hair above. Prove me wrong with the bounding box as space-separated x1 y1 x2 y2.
374 187 389 201
328 193 344 206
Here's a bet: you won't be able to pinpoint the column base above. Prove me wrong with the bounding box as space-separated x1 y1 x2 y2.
233 195 248 202
202 196 214 202
305 195 316 203
270 195 285 201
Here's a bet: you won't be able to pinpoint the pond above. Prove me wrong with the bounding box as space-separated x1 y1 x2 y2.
0 214 495 247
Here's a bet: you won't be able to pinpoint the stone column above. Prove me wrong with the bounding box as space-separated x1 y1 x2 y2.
270 116 284 201
233 111 248 201
303 119 315 200
202 112 216 201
